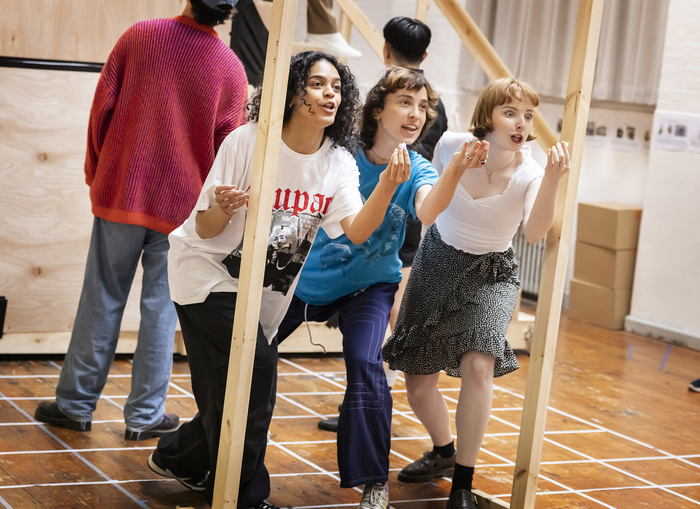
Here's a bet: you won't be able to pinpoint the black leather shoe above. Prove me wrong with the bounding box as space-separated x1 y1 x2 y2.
317 403 342 432
398 449 456 483
35 401 91 431
125 413 180 441
446 489 477 509
317 416 339 432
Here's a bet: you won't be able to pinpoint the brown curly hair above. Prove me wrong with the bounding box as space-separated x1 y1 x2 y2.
469 77 539 141
360 66 439 152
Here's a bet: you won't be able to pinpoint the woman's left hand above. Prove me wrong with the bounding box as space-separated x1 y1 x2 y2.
379 143 411 187
545 141 571 181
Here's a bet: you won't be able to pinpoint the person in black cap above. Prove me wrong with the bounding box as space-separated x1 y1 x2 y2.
34 0 248 441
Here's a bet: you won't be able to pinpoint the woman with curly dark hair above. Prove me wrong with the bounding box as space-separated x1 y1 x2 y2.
274 66 488 509
148 51 409 509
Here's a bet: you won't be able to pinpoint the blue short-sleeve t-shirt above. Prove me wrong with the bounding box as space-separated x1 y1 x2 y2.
294 149 439 305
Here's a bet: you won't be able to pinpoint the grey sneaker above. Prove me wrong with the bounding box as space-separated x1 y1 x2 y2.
397 449 456 483
357 483 389 509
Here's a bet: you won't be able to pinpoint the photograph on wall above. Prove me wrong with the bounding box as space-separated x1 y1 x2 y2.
654 113 689 151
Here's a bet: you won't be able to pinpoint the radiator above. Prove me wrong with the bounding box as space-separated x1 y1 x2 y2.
512 225 545 299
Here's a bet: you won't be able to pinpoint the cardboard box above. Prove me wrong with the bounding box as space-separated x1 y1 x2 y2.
568 278 631 330
573 241 637 290
577 202 642 250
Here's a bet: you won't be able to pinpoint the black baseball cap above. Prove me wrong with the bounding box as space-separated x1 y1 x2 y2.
201 0 238 11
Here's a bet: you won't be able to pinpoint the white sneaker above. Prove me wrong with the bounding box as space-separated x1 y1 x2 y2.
357 483 389 509
305 32 363 59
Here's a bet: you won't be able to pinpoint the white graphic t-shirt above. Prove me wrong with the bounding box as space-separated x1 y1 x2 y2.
168 123 363 342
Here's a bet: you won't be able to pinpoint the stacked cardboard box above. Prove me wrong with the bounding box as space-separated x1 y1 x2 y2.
568 203 642 329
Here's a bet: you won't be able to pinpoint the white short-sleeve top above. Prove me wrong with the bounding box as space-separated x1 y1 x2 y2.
433 131 544 255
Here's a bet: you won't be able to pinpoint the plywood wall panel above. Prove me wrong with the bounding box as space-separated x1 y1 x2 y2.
0 66 144 335
0 0 232 62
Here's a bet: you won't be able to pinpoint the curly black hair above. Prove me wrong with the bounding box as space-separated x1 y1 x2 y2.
247 51 361 153
360 66 439 152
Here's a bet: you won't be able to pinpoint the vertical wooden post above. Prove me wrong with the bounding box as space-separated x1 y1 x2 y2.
510 1 604 508
211 0 299 507
415 0 430 22
431 0 558 150
333 0 384 59
338 10 352 42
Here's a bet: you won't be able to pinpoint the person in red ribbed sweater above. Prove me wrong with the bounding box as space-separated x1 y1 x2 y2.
35 0 248 442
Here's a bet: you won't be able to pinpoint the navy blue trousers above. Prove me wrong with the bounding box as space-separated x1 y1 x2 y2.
277 282 396 488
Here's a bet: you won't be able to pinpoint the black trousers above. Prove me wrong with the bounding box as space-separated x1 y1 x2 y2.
155 292 278 507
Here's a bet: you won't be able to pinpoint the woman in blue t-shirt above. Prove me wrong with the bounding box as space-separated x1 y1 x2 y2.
276 66 489 509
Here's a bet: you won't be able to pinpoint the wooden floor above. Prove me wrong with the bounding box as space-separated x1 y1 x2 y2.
2 310 700 509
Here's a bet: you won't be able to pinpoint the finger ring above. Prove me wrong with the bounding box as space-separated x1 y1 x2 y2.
466 154 472 160
559 159 565 164
480 159 487 165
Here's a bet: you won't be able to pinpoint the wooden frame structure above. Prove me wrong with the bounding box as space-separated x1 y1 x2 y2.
215 0 604 507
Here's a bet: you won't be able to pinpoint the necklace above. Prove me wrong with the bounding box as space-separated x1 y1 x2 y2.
368 146 390 165
483 156 516 185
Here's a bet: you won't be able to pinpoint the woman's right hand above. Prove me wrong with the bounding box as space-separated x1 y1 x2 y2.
215 185 249 216
449 139 490 174
379 142 412 189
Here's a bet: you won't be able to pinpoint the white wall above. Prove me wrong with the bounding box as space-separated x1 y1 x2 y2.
626 0 700 348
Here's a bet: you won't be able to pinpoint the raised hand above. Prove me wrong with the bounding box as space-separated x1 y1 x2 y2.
449 139 490 173
545 141 570 181
215 185 249 216
379 142 412 187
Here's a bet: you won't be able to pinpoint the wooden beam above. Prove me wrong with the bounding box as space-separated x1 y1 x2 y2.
510 1 605 508
333 0 384 60
431 0 557 150
338 10 352 42
211 0 299 507
415 0 430 22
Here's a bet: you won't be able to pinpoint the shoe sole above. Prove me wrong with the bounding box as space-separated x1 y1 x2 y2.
397 466 455 483
35 409 91 432
689 385 700 393
125 427 178 441
147 454 206 492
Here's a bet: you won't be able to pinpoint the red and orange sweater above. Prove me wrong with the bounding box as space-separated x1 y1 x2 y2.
85 15 248 234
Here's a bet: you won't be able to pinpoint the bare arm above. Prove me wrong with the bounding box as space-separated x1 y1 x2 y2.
194 185 250 239
339 144 411 244
415 140 490 224
521 142 570 243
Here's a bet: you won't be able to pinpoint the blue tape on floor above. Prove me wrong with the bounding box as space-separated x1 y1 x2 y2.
659 344 672 371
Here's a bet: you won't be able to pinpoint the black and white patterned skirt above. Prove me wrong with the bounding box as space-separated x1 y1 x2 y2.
382 224 520 378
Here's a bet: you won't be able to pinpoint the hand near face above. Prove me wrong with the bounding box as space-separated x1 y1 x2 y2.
215 185 249 216
450 139 490 174
545 141 570 181
379 143 412 188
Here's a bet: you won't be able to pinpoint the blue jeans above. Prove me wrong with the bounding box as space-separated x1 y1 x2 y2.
277 282 396 488
56 217 177 431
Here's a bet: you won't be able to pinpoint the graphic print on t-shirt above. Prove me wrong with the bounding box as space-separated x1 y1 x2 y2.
318 202 405 274
222 208 322 296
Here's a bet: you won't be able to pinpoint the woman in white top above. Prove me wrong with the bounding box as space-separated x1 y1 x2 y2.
382 78 570 509
149 51 410 509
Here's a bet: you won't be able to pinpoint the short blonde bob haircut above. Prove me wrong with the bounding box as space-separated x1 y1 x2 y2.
469 77 539 141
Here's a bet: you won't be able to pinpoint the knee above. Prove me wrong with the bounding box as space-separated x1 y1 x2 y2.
461 353 494 388
405 375 437 404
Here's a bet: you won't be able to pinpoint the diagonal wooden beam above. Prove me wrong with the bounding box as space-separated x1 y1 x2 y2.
211 0 299 507
415 0 430 22
510 1 605 508
431 0 558 151
333 0 384 59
